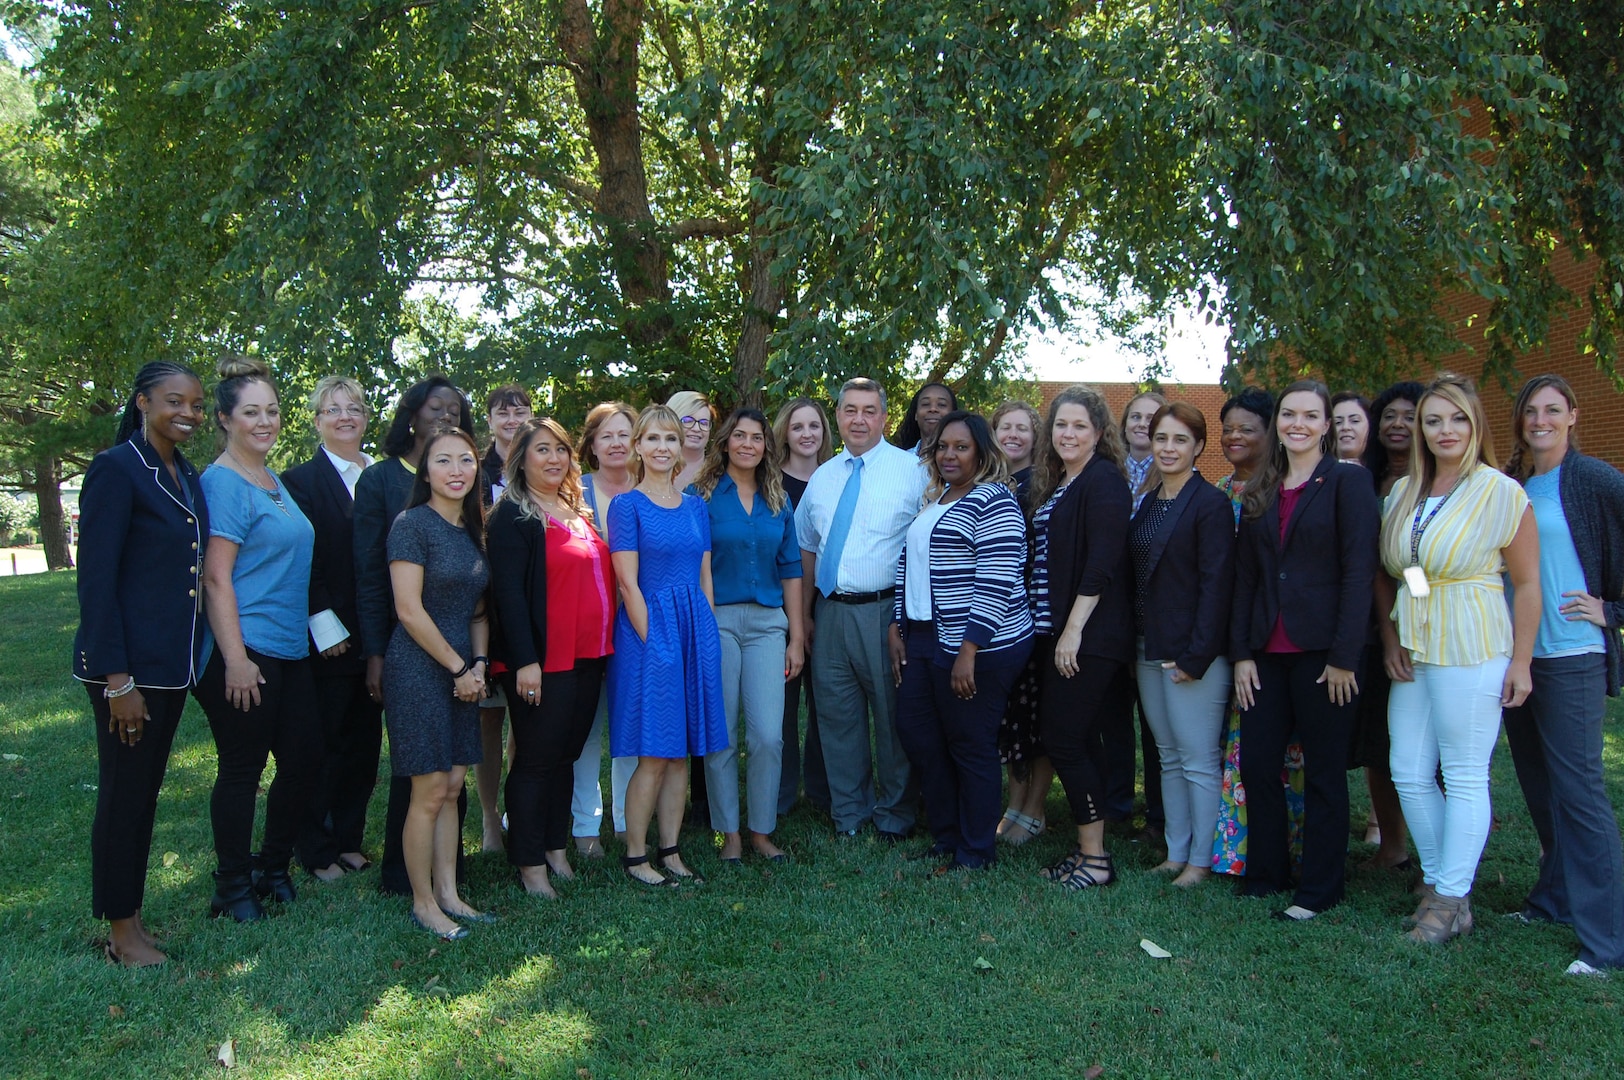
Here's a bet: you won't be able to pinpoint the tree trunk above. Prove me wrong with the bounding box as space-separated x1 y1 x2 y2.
734 209 788 410
32 454 72 570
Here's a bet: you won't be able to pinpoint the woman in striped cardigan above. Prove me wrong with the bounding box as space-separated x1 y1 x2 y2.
889 411 1034 871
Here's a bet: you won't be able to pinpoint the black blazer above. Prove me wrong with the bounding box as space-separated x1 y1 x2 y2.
283 449 365 677
73 433 209 689
1130 473 1235 680
352 457 416 658
1229 454 1379 672
485 499 548 671
1040 452 1134 664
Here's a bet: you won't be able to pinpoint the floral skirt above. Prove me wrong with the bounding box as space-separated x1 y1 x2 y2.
1211 706 1306 875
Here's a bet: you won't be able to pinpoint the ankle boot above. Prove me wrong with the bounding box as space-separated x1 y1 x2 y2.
251 860 298 904
210 871 266 922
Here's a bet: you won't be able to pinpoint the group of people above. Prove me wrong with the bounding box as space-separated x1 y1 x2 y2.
75 359 1623 978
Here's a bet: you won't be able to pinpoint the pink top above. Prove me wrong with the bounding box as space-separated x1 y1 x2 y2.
1262 482 1307 654
543 514 615 671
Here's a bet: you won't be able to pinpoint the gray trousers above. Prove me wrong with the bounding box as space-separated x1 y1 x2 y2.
1504 651 1624 969
810 596 916 833
705 603 788 834
1135 640 1230 865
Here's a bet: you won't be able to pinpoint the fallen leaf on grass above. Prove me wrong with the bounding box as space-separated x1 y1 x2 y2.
1084 1066 1104 1079
107 1005 124 1018
3 753 20 761
731 902 745 912
1530 1038 1545 1049
162 852 179 868
216 1039 236 1068
973 956 993 972
979 933 995 943
1139 939 1172 959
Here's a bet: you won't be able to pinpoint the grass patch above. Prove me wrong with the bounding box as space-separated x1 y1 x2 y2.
2 572 1622 1078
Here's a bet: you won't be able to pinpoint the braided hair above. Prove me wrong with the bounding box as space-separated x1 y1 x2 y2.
115 361 202 444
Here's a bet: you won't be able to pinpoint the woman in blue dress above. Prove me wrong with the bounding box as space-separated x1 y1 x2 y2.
608 404 728 886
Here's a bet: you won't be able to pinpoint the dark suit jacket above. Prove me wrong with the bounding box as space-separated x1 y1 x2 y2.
485 499 548 671
352 457 416 658
73 433 209 689
1229 454 1379 672
283 448 365 677
1042 452 1134 664
1130 473 1235 679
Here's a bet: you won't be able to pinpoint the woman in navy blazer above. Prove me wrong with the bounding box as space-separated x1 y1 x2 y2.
1230 380 1379 919
1028 385 1135 891
1129 403 1235 889
73 361 209 966
282 375 380 883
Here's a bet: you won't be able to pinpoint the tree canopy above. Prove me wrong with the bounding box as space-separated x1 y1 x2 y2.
1 0 1620 443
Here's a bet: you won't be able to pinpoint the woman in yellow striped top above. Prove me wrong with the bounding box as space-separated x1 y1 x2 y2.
1377 374 1540 945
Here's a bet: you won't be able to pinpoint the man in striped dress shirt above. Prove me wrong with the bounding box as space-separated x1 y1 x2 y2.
797 378 928 839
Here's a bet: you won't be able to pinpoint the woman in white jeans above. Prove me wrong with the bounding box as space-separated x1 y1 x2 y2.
695 408 806 862
1128 403 1235 888
1377 374 1540 944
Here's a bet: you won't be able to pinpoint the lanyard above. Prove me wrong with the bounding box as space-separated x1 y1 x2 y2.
1408 474 1465 566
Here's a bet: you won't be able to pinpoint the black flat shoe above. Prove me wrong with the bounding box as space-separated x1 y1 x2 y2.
622 853 679 888
657 845 705 884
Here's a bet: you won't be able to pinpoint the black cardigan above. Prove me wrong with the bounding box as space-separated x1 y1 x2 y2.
1229 454 1379 672
1553 448 1624 696
283 449 365 677
1040 452 1134 664
352 457 416 658
73 434 210 689
1129 473 1235 680
485 499 548 671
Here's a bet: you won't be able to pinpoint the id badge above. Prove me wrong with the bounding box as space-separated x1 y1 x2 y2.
1403 565 1431 598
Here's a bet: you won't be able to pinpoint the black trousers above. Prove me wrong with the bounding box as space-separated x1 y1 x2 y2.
1101 679 1164 825
1037 636 1128 828
1238 650 1355 910
503 659 606 864
194 648 321 878
894 623 1030 867
85 684 187 920
379 776 469 894
295 670 383 871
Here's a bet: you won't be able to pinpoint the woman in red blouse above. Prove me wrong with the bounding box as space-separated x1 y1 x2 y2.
487 417 615 898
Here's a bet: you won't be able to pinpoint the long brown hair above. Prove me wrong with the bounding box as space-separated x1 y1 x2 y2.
772 397 834 466
695 408 788 514
1030 385 1125 509
1504 373 1581 482
501 416 592 528
1240 380 1332 521
406 424 486 550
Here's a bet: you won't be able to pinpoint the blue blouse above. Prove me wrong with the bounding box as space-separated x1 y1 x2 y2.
201 465 315 661
703 474 803 608
1523 467 1606 658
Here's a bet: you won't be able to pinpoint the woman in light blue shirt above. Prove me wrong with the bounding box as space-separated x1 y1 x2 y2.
695 409 805 862
194 356 319 923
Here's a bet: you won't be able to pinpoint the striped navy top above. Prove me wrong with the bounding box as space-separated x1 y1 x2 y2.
893 482 1034 663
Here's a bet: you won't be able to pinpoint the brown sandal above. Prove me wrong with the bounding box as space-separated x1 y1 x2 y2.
1407 893 1473 944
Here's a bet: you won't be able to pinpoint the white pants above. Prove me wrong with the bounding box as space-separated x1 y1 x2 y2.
569 689 639 836
1388 656 1509 899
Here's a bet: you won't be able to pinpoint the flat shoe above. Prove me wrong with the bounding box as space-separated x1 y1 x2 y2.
622 853 679 888
410 912 468 941
336 854 372 873
442 907 498 924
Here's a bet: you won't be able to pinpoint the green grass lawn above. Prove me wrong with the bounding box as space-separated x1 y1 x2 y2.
2 572 1622 1079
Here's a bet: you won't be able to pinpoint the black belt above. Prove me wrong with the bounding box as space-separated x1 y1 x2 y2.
823 588 895 605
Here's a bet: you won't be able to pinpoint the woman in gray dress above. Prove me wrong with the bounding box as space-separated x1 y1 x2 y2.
386 425 491 940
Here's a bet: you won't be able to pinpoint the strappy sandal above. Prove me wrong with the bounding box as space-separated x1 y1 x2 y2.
1407 893 1472 944
1002 812 1045 847
622 853 678 888
1057 851 1116 891
1040 847 1084 882
657 845 705 885
997 808 1021 836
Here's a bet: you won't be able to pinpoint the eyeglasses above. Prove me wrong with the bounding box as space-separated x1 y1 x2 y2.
680 416 712 429
321 405 367 419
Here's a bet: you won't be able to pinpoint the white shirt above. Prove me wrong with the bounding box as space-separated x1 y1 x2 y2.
904 497 954 619
322 445 373 499
796 439 926 594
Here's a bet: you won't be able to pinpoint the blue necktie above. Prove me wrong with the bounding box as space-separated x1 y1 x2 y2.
817 456 864 597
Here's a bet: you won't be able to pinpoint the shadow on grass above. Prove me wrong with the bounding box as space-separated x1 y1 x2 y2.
3 573 1623 1078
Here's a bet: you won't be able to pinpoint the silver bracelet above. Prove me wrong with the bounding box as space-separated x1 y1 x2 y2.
104 678 138 699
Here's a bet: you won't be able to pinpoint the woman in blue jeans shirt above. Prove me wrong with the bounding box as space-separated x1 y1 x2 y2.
1502 373 1624 976
696 408 806 862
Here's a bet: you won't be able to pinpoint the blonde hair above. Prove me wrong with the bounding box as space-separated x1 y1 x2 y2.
577 401 638 472
1379 373 1498 562
695 408 788 514
501 417 591 528
664 390 710 424
309 375 367 418
631 404 684 483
